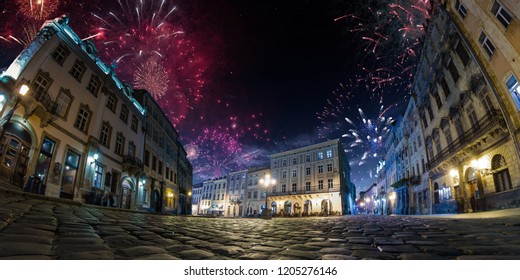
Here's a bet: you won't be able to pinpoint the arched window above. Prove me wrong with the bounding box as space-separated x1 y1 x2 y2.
492 154 512 193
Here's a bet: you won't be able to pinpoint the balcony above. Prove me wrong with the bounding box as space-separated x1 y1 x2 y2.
426 109 505 170
410 176 421 185
122 154 143 174
21 89 59 126
270 184 341 197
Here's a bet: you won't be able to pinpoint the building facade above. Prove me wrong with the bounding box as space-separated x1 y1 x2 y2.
244 166 270 217
0 16 192 212
224 169 247 217
269 139 354 216
0 16 146 209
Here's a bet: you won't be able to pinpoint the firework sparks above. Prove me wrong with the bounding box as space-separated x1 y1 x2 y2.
92 0 206 127
16 0 59 20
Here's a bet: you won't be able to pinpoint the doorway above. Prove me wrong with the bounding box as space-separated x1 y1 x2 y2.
0 122 32 187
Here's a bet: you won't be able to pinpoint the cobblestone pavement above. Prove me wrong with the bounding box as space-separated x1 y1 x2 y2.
2 191 520 260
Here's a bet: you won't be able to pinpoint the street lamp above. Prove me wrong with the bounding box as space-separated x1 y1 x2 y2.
259 173 276 218
0 84 29 143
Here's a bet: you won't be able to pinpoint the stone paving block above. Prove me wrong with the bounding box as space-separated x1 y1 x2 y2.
319 247 351 255
251 245 285 252
178 249 215 260
136 254 181 260
347 237 374 244
399 253 447 260
0 233 54 245
165 244 198 253
286 244 322 251
351 250 395 260
238 252 270 260
373 237 404 245
0 255 53 260
59 251 114 260
2 224 55 237
419 246 462 256
456 255 520 260
405 240 442 246
321 254 357 260
58 237 105 244
119 246 168 257
0 242 52 257
279 249 320 260
377 245 420 253
211 245 245 256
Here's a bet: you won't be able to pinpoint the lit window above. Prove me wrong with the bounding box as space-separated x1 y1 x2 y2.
317 151 324 160
93 164 103 189
326 150 332 158
506 75 520 110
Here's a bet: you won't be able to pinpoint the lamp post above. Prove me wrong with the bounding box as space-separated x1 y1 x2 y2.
0 84 29 143
185 191 192 215
259 173 276 218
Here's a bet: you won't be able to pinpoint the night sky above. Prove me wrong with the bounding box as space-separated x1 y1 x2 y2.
0 0 431 192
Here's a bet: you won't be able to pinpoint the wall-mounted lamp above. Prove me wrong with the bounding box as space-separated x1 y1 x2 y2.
89 153 99 164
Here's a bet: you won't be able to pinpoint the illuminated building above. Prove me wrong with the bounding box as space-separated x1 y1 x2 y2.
0 16 146 208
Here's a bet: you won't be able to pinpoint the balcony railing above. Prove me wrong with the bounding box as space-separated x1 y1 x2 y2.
410 176 421 185
426 109 503 170
270 184 341 196
33 90 59 115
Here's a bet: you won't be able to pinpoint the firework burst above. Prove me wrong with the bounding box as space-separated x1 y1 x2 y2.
92 0 206 127
16 0 60 20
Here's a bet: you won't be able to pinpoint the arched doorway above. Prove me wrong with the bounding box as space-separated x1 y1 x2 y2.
293 203 300 216
0 122 32 187
465 167 477 212
321 199 332 214
120 179 133 209
492 154 512 193
271 201 277 215
284 201 292 215
304 200 312 216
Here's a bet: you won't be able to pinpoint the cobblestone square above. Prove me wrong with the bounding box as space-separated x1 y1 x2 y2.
2 190 520 260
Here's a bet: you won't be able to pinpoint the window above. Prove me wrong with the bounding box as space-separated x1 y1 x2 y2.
454 117 464 137
69 60 86 82
440 78 451 98
292 169 297 177
305 154 311 162
426 103 434 121
317 151 324 160
446 57 460 82
478 32 496 57
291 183 297 192
292 157 297 165
153 129 158 143
492 154 512 192
99 121 112 148
74 104 92 133
305 182 311 191
32 71 52 96
444 127 453 145
433 91 442 110
282 184 286 193
158 161 163 175
152 155 157 171
55 88 73 119
326 150 332 158
491 1 513 29
120 105 128 123
86 75 101 96
506 75 520 110
128 141 136 157
131 115 139 133
454 40 471 66
282 171 287 178
318 165 323 173
282 159 287 166
305 167 311 175
482 95 494 114
93 164 103 189
466 104 479 128
51 44 70 65
318 180 324 190
144 150 150 166
114 132 125 156
417 136 422 147
328 179 333 189
434 138 442 154
455 0 468 18
327 163 333 172
106 94 118 113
